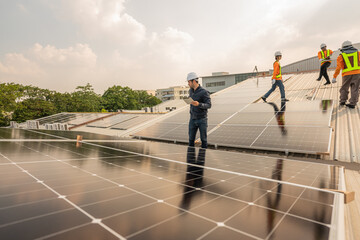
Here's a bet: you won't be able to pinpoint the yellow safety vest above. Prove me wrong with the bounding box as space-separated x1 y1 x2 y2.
321 49 330 59
275 62 282 79
320 49 331 64
342 52 360 73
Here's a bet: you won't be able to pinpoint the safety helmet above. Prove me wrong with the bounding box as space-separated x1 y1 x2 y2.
274 51 282 57
342 40 352 48
186 72 198 81
320 43 326 49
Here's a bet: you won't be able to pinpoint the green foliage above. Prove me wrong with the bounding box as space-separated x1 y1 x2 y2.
0 82 160 126
70 84 102 112
102 86 161 111
12 98 56 123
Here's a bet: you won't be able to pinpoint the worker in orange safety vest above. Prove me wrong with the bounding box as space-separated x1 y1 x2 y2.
317 43 333 85
261 51 289 102
333 40 360 109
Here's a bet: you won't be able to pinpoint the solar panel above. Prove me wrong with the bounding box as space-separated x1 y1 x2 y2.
208 125 267 147
242 100 334 113
87 114 137 128
110 115 161 130
0 129 343 239
252 126 331 153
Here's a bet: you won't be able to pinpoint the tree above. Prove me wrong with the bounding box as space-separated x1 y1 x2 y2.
70 83 102 112
12 98 56 123
102 86 136 111
136 90 161 109
0 83 23 126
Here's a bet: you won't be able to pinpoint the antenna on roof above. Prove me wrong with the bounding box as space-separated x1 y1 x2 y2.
253 66 259 86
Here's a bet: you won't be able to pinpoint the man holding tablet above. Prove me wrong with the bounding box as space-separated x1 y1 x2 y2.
186 72 211 149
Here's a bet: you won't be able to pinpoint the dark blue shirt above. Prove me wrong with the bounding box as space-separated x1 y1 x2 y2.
189 85 211 119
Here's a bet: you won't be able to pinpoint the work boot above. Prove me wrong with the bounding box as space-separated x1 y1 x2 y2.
324 82 330 85
346 104 355 109
261 97 267 102
281 98 289 102
316 78 321 81
340 102 346 106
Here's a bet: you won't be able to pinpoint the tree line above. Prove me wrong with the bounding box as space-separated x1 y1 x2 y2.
0 83 161 127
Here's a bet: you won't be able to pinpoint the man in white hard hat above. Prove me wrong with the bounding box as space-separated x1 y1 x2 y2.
186 72 211 148
332 41 360 109
261 51 289 102
317 43 333 85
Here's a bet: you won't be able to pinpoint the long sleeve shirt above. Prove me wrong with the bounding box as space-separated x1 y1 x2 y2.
189 85 211 119
333 51 360 78
272 61 282 80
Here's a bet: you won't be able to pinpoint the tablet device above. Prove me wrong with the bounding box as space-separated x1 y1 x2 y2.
183 97 194 104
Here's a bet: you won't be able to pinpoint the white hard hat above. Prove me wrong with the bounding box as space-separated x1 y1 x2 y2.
342 40 352 48
186 72 198 81
274 51 282 57
320 43 326 49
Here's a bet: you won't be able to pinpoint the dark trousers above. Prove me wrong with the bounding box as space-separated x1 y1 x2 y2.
263 80 285 100
340 74 360 105
188 118 208 148
318 62 331 83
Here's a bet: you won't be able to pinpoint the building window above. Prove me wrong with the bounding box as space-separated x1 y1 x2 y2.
206 81 226 87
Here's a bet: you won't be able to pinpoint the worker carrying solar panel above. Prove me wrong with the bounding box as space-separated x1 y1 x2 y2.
261 51 289 103
186 72 212 149
333 40 360 109
317 43 333 85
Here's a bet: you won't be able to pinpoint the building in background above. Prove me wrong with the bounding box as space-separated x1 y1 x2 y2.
202 71 268 93
156 86 190 101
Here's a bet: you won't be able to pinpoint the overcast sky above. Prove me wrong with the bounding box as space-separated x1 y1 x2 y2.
0 0 359 93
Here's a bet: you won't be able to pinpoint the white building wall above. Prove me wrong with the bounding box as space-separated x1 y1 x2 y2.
202 75 236 93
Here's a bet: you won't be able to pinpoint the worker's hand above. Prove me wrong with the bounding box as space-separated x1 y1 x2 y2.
332 78 337 83
272 79 275 85
191 101 200 106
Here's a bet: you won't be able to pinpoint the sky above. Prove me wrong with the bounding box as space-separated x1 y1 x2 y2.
0 0 359 93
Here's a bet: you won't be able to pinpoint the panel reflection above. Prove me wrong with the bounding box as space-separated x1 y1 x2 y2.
180 147 206 210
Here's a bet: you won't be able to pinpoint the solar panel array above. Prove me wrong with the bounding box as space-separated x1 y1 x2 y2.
37 113 112 126
110 115 161 130
133 75 333 154
87 114 137 128
208 100 333 154
0 128 343 239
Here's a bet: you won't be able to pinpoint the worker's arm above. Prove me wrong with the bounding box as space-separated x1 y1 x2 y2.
333 55 344 79
199 91 211 109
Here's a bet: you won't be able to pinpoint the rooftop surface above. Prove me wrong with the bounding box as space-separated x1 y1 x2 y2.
0 128 344 239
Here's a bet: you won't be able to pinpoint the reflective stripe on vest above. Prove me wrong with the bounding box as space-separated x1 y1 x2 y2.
342 52 360 73
321 49 330 63
275 62 282 78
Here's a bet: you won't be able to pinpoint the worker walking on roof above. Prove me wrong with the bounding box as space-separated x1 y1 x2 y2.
317 43 333 85
333 41 360 109
262 51 289 102
187 72 211 148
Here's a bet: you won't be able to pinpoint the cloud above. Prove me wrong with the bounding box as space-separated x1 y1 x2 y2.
57 0 146 45
149 27 194 63
30 43 97 67
0 53 43 76
0 43 99 92
16 3 29 13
